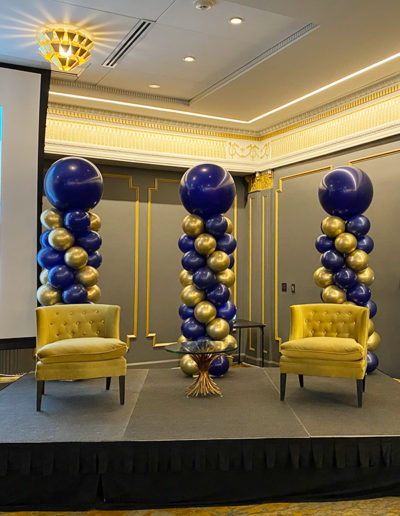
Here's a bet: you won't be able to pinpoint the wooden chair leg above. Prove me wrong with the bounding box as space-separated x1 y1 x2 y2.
280 373 287 401
36 381 44 412
363 375 366 393
106 377 111 390
298 374 304 388
356 379 363 408
119 376 125 405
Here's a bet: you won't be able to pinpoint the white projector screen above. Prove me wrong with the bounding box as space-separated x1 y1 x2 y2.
0 64 49 340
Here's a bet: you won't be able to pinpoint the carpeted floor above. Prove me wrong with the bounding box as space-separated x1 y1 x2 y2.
2 497 400 515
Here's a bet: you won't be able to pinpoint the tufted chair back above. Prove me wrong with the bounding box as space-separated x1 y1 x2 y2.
36 304 120 350
288 303 369 347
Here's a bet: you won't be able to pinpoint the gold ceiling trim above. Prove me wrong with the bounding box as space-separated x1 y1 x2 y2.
246 171 273 193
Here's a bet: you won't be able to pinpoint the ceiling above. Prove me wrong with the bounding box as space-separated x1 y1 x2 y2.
1 0 400 131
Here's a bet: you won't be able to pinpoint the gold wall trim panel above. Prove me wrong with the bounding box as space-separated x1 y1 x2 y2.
103 173 139 345
146 178 181 348
274 166 332 347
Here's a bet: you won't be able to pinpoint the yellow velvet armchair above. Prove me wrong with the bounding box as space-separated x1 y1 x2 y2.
35 304 128 411
280 303 369 407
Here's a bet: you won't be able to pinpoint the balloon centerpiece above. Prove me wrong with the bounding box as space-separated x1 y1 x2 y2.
37 157 103 306
178 163 237 393
314 166 379 372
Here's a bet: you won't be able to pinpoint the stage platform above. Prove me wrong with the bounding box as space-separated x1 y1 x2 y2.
1 366 400 509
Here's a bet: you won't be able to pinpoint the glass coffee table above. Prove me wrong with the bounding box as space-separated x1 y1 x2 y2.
165 339 237 397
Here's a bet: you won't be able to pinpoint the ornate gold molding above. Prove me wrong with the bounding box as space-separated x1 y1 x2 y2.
245 171 273 193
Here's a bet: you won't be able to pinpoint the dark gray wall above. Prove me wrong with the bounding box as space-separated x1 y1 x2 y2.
272 137 400 376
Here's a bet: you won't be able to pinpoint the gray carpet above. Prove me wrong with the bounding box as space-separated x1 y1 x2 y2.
0 369 147 442
1 366 400 443
124 367 308 440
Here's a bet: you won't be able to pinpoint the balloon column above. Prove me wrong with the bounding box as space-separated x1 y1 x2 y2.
314 166 379 372
37 157 103 305
178 163 238 380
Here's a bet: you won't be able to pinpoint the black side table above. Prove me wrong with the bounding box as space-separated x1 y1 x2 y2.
233 319 266 367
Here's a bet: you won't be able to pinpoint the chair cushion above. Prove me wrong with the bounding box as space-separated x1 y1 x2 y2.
37 338 128 363
280 337 364 361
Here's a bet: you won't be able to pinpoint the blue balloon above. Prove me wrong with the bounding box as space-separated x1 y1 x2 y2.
321 250 345 271
229 254 235 269
181 251 206 273
87 251 102 269
178 234 195 253
365 299 377 318
347 283 371 304
216 234 237 255
318 166 373 218
205 215 228 237
217 301 236 320
206 283 230 306
181 317 205 339
209 355 230 377
346 215 371 237
64 209 90 235
76 231 102 253
333 267 357 289
357 235 374 253
48 265 75 289
37 248 65 269
193 266 217 290
367 351 379 373
44 157 103 212
179 304 194 320
179 163 236 218
315 234 335 253
40 230 51 248
62 284 88 304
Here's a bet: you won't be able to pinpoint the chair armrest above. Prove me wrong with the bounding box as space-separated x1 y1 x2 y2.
288 305 304 341
357 307 369 351
105 305 121 339
36 308 50 351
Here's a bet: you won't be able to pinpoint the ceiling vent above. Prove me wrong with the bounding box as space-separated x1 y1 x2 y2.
102 19 155 68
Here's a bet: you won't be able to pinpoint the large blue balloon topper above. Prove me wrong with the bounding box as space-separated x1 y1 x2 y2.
318 166 373 218
180 163 236 218
44 157 103 212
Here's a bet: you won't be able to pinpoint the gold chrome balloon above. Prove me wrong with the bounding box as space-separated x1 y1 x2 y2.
181 285 205 306
76 266 99 287
343 301 356 305
87 284 101 302
346 250 368 272
368 319 375 337
194 233 216 255
207 251 230 272
48 227 75 251
89 212 101 231
65 246 88 269
194 301 217 324
225 217 233 234
356 267 375 286
313 267 333 288
37 284 61 305
211 340 228 352
334 232 357 254
216 268 235 288
40 208 63 230
39 269 48 285
222 334 238 349
179 269 193 286
322 285 346 304
180 354 199 376
182 214 204 237
367 331 381 352
206 318 230 340
177 334 186 344
321 216 345 238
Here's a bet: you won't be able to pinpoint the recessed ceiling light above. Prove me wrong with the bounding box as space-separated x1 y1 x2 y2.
229 17 243 25
183 56 196 62
148 84 160 89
